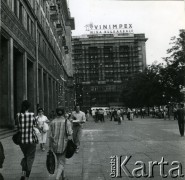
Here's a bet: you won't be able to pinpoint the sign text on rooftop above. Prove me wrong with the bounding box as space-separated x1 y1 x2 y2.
85 23 133 34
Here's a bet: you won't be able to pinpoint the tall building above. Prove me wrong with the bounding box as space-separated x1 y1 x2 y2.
0 0 75 128
72 33 147 109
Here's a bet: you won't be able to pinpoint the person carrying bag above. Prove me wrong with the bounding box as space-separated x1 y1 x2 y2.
14 100 38 180
49 108 73 180
64 119 77 159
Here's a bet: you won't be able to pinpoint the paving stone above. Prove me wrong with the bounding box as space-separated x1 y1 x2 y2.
1 116 185 179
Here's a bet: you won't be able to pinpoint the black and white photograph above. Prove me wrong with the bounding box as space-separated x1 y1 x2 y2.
0 0 185 179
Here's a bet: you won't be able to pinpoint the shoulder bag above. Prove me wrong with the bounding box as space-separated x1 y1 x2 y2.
64 119 77 159
12 114 22 145
46 150 56 174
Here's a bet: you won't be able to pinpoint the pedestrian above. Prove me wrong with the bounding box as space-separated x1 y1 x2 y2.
103 109 107 121
70 105 86 153
49 108 73 180
99 109 104 122
173 105 178 120
16 100 38 180
177 103 185 137
130 109 134 121
95 109 98 122
36 107 49 151
141 108 145 119
117 109 122 125
85 110 90 121
113 109 117 121
0 141 5 180
127 108 131 120
92 109 96 121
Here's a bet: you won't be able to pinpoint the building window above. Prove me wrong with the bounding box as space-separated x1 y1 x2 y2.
14 0 18 16
19 2 23 23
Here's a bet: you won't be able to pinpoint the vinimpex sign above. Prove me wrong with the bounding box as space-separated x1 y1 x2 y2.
85 23 133 34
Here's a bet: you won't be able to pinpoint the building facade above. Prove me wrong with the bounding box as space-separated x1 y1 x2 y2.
0 0 75 128
72 33 147 109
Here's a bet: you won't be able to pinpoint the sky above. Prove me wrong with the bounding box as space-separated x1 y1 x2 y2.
68 0 185 65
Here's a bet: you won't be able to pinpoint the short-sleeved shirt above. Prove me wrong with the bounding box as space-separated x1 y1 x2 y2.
17 112 38 144
70 111 86 126
36 115 48 128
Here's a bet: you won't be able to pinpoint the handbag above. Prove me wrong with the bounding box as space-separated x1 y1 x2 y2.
43 122 49 133
12 131 21 145
46 150 56 174
12 114 22 145
64 119 77 159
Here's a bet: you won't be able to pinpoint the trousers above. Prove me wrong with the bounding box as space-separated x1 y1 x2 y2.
178 120 184 136
19 144 37 177
72 125 82 147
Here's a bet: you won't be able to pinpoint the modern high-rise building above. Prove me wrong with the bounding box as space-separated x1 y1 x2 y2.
0 0 75 128
72 33 147 109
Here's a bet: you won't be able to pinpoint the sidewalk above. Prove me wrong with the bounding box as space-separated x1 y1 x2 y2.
1 116 185 180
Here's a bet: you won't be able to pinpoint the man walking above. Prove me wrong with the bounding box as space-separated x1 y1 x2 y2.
70 106 86 153
177 103 185 137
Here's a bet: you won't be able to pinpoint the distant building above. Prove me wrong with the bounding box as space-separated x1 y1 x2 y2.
72 33 147 109
0 0 75 128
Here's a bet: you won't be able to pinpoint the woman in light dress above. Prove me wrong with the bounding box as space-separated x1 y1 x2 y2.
36 107 49 151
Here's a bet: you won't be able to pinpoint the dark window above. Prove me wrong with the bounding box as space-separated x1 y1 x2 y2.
19 2 23 23
14 0 18 16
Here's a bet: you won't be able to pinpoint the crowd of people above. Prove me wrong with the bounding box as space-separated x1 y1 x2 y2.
90 105 185 137
11 100 86 180
0 100 184 180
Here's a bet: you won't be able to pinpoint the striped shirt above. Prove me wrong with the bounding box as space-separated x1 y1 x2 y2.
49 117 73 154
17 112 38 144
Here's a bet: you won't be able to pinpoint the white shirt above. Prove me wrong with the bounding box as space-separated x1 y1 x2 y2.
37 115 48 128
70 111 86 125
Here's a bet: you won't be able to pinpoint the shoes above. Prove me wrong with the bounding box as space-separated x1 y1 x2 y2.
75 147 79 153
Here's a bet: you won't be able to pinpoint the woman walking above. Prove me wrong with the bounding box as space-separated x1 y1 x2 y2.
16 100 38 180
49 108 73 180
36 107 49 151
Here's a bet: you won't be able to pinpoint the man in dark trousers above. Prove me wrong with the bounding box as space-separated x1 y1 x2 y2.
177 103 185 137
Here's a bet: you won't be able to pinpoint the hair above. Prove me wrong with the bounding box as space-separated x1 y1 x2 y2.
20 100 31 113
74 105 80 109
56 107 65 116
37 107 44 113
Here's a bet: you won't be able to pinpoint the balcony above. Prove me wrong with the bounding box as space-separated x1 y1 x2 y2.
56 23 63 36
62 36 66 46
50 5 58 21
64 46 69 54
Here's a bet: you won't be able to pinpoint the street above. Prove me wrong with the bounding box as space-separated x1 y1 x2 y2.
1 116 185 180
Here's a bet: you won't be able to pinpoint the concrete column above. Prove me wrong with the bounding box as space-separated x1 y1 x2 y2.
8 38 15 128
53 80 56 110
35 22 39 106
46 73 49 115
33 62 37 113
51 79 54 111
40 68 44 108
23 51 27 100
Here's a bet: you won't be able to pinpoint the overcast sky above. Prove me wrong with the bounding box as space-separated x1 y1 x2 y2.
68 0 185 65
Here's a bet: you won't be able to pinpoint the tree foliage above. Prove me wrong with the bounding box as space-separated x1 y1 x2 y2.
122 29 185 107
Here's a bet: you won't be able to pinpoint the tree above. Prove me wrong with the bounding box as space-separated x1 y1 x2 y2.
122 29 185 107
162 29 185 102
